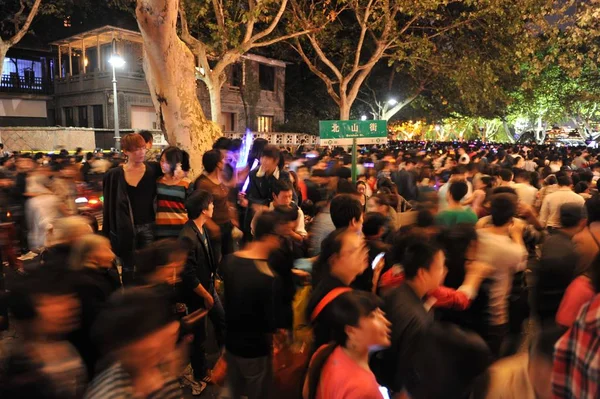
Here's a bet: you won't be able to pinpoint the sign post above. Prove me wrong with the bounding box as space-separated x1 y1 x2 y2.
319 120 388 183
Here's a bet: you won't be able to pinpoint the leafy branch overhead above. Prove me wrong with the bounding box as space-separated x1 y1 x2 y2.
286 0 575 121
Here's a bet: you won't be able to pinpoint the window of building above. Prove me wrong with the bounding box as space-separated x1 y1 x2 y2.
78 106 88 127
230 63 242 88
92 105 104 128
259 64 275 91
221 112 237 132
64 107 74 127
257 115 273 133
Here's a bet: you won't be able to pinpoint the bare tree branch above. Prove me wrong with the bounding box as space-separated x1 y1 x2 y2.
5 0 42 46
290 39 341 105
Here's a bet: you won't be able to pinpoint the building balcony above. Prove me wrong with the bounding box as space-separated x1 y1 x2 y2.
0 74 53 95
54 70 149 96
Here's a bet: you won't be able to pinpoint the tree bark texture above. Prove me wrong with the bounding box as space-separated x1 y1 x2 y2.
136 0 221 176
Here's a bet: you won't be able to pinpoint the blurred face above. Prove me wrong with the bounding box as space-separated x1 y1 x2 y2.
155 254 185 285
88 240 116 268
120 321 179 371
203 202 214 219
160 154 172 175
125 146 147 164
260 156 277 173
366 198 386 215
273 189 293 206
331 233 368 282
35 293 80 336
347 309 391 352
297 167 309 181
419 250 446 292
145 139 153 150
357 184 366 195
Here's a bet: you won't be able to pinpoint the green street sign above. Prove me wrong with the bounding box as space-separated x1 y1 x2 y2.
319 120 388 145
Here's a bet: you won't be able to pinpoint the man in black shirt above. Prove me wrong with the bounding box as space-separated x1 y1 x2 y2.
179 189 225 385
376 238 445 398
220 212 284 399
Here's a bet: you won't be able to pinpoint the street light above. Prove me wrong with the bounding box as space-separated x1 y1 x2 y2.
387 98 398 106
361 115 367 121
109 52 126 150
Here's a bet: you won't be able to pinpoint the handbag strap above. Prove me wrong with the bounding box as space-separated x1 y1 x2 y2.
310 287 352 322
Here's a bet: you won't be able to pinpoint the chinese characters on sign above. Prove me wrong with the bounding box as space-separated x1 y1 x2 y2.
319 120 388 145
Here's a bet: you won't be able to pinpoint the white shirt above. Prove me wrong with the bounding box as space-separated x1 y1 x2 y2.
512 183 538 206
539 187 585 228
476 230 527 326
438 180 473 211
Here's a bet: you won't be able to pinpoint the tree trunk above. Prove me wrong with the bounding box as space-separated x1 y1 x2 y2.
339 101 350 120
502 120 515 143
136 0 220 176
205 75 223 128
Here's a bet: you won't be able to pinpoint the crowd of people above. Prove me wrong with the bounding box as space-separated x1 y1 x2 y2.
0 132 599 399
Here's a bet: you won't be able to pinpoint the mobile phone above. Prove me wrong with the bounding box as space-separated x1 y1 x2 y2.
372 252 385 270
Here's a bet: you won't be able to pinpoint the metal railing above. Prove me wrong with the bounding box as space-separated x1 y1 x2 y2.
0 74 53 94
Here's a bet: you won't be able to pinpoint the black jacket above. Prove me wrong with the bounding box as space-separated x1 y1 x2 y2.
179 220 216 300
247 168 292 207
101 163 160 258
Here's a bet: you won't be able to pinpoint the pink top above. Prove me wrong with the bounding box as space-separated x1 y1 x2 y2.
315 346 383 399
556 276 595 328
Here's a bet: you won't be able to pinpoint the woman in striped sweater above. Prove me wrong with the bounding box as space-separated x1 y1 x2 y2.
155 146 192 239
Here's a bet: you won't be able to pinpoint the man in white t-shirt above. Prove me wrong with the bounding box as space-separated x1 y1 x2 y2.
540 173 585 229
476 193 527 357
513 169 538 206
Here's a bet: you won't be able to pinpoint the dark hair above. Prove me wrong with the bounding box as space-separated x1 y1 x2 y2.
138 130 153 143
362 212 388 237
272 178 293 197
186 189 213 220
544 174 558 186
306 291 382 399
330 194 362 229
574 181 589 194
498 168 513 182
91 289 175 353
530 327 567 362
438 224 477 289
7 272 75 322
312 228 348 284
403 239 442 279
85 152 93 161
273 204 299 223
254 211 280 240
136 239 189 279
586 195 600 224
202 149 223 173
448 181 468 202
490 193 517 226
513 168 529 181
556 171 572 187
213 137 232 151
160 146 190 173
262 145 280 161
336 179 357 195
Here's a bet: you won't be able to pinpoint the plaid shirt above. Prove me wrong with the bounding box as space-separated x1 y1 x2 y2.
552 293 600 399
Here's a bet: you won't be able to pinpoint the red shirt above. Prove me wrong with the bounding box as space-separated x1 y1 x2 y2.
556 275 595 328
552 293 600 399
314 345 383 399
378 267 472 310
